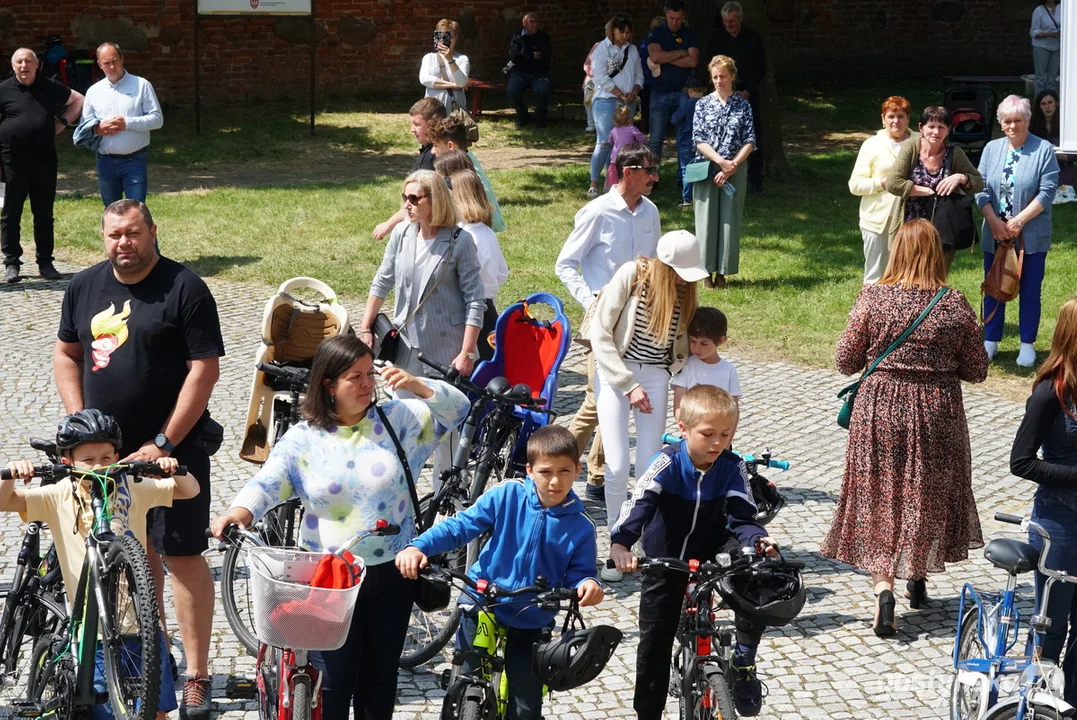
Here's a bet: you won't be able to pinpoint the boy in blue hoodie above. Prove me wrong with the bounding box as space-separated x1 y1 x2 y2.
608 385 780 718
672 75 707 205
396 425 603 720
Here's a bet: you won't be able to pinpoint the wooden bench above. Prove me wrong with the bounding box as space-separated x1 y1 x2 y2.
466 78 580 119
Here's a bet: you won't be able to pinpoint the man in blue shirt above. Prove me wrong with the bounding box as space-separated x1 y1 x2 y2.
643 1 698 165
81 43 163 206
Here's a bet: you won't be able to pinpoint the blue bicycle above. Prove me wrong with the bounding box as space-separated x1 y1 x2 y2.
951 512 1077 720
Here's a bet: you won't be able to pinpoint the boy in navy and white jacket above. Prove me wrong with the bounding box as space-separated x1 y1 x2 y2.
396 426 603 720
608 385 780 719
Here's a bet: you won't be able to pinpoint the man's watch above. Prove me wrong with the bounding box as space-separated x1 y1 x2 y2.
154 433 175 453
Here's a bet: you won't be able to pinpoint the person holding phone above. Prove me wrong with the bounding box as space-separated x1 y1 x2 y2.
419 19 470 112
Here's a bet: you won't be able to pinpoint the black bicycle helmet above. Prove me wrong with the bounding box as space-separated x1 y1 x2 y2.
532 625 623 692
717 565 806 627
56 409 123 452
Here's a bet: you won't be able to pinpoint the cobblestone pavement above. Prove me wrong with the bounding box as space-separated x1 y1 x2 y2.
0 266 1037 719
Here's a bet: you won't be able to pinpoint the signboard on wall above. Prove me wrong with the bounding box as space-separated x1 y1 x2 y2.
1062 1 1075 152
197 0 311 15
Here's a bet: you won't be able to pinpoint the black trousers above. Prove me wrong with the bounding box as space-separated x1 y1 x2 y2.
479 298 499 362
1 158 57 268
634 566 765 720
309 562 416 720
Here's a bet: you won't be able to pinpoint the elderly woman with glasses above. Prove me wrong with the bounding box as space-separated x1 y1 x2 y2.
690 54 756 289
976 94 1060 368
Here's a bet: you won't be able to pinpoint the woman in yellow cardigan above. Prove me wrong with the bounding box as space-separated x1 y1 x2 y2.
848 96 919 284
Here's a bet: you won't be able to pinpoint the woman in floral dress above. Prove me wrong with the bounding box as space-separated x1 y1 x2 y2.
211 334 469 720
821 219 988 637
690 54 755 289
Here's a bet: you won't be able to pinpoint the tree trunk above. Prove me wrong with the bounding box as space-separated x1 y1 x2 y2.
741 0 790 180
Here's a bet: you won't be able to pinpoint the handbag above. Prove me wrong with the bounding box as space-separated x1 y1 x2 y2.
684 160 711 184
583 79 596 108
372 227 460 368
981 233 1024 323
836 287 948 430
375 404 452 612
449 107 479 143
929 150 976 251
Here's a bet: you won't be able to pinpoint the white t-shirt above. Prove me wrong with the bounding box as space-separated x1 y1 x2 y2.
671 355 742 397
462 222 509 300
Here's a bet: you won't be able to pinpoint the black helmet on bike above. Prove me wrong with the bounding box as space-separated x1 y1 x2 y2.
717 565 805 627
56 409 123 452
532 624 623 692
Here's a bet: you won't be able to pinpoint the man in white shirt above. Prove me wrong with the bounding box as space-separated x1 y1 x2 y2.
81 43 163 206
555 143 661 501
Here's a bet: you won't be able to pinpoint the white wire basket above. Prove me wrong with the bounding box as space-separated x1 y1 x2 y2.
248 546 366 651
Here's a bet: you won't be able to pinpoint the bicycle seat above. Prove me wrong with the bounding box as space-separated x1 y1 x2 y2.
984 538 1040 575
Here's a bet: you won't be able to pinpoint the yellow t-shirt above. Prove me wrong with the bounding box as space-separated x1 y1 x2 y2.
21 475 175 603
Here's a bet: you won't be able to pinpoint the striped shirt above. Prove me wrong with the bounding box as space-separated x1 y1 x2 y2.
624 287 681 368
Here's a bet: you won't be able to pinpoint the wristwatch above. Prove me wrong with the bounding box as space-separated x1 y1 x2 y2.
154 433 175 453
464 350 480 361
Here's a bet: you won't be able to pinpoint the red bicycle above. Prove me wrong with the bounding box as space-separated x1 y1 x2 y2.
215 520 399 720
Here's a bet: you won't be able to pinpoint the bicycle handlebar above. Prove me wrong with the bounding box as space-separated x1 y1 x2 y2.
2 461 188 482
659 434 791 471
417 353 551 413
607 553 805 575
420 564 576 603
995 512 1024 526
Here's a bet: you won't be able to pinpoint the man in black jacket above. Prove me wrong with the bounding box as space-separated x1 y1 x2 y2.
506 12 552 128
703 1 767 194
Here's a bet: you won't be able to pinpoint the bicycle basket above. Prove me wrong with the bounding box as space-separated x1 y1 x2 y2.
248 546 365 650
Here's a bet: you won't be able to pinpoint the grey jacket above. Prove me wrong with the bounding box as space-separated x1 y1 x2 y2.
370 222 486 367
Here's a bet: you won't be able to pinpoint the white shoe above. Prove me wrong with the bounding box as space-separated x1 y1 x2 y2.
984 340 998 361
1016 343 1037 368
599 565 623 583
587 187 599 199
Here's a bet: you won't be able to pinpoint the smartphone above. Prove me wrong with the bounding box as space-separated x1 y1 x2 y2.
723 182 736 198
433 30 451 51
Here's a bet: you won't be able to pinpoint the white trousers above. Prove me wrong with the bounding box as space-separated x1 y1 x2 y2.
595 360 671 530
861 226 889 284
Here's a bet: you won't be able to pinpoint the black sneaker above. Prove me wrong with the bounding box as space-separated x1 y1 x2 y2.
179 675 212 720
731 663 763 716
38 262 61 280
585 483 605 502
4 265 20 284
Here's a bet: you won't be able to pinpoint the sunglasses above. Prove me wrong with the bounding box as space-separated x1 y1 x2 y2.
401 193 430 205
624 165 660 176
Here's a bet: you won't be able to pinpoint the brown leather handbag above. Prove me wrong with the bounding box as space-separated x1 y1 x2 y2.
981 233 1024 323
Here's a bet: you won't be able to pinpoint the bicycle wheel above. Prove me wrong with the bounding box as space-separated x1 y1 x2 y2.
951 605 989 720
291 675 312 720
458 696 484 720
222 501 304 657
463 423 519 568
25 633 78 720
679 660 736 720
0 581 66 704
982 702 1063 720
100 534 161 720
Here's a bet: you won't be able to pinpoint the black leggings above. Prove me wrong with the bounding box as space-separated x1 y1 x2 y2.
309 562 416 720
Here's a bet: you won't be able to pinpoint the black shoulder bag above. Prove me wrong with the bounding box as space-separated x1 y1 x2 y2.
607 44 630 80
374 404 452 612
930 147 976 251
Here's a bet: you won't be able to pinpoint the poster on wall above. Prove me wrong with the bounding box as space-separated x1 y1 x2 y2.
197 0 311 14
1062 0 1075 151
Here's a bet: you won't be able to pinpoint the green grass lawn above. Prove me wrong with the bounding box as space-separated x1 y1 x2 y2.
52 80 1075 392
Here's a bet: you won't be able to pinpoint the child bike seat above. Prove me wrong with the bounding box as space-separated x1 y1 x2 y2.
984 538 1040 575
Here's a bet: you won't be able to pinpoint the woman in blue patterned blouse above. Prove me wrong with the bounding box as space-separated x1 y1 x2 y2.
976 94 1060 368
211 334 469 720
690 54 756 289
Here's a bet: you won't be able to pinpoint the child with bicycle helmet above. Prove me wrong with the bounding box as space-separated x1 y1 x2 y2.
396 425 605 720
608 386 787 718
2 409 199 720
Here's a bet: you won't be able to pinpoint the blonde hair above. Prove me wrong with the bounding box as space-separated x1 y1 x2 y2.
708 54 737 78
635 257 698 344
403 170 458 228
449 170 492 226
878 219 947 291
436 18 460 33
1034 296 1077 420
679 385 739 429
614 104 634 126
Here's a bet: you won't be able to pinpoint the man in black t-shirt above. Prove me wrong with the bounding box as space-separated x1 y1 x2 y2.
54 199 224 718
0 48 84 283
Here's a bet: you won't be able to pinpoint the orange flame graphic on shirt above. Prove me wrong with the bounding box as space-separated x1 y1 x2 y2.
89 301 132 371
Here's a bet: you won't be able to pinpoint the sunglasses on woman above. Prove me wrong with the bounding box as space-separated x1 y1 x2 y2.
401 193 430 205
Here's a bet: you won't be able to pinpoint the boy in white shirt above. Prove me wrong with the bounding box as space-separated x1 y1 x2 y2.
672 307 741 420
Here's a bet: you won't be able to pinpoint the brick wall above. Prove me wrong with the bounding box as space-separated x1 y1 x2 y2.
0 1 1037 106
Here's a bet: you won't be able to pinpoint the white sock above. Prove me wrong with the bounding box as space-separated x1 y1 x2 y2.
984 340 998 360
1016 343 1037 367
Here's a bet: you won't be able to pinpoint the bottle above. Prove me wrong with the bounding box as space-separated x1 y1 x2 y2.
502 60 515 75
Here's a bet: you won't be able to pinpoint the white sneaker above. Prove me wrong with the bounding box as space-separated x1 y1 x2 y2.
984 340 998 361
587 187 599 199
599 565 623 583
1016 343 1037 368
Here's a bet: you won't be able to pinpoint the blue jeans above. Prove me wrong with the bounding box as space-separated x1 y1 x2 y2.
590 98 635 183
982 250 1047 343
1029 489 1077 705
676 140 695 203
456 606 548 720
506 73 551 122
647 91 683 163
90 630 176 719
1033 46 1061 95
96 151 148 207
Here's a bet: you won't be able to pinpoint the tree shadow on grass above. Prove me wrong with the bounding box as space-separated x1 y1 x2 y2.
183 255 262 278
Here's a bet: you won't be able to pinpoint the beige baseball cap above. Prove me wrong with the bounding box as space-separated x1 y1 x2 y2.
657 230 709 282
